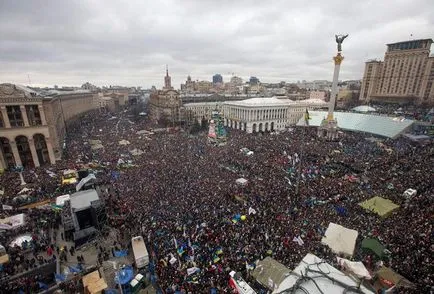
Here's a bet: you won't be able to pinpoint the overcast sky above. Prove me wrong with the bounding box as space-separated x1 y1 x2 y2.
0 0 433 88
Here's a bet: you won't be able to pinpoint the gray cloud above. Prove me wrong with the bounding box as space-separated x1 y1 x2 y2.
0 0 433 88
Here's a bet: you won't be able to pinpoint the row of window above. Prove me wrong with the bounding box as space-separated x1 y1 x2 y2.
0 105 43 128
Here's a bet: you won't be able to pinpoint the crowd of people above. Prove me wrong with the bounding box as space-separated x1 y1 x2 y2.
0 105 433 293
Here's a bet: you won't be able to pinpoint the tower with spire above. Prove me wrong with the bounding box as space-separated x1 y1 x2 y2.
164 64 173 90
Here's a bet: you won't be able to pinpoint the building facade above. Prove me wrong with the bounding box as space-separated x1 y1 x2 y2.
309 91 327 101
0 84 96 170
183 102 225 124
213 74 223 85
222 97 328 133
360 38 434 105
149 89 181 122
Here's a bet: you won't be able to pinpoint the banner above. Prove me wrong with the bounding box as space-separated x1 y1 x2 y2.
2 204 13 210
76 174 96 191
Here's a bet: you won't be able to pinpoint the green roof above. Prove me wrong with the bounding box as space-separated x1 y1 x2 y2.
359 196 400 217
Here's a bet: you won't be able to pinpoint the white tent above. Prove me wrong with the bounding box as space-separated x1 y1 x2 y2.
0 213 26 230
55 194 70 207
130 148 145 156
336 257 372 279
321 222 358 257
274 254 374 294
236 178 248 185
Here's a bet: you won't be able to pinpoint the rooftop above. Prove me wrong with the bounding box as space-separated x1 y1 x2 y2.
224 97 295 107
386 38 433 46
70 189 99 211
297 111 414 138
0 83 41 98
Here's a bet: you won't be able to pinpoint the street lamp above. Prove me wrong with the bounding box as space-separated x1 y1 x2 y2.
13 165 26 185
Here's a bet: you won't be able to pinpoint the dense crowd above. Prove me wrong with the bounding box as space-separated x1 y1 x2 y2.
0 106 433 293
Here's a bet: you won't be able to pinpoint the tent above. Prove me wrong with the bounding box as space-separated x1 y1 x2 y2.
252 257 291 291
336 257 371 279
0 213 26 230
56 194 70 207
321 223 358 257
352 105 377 113
361 238 385 258
236 178 248 185
359 196 399 217
374 266 415 291
9 234 32 248
274 253 374 294
82 270 108 294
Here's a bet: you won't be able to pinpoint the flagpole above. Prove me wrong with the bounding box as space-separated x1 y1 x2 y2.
295 113 307 197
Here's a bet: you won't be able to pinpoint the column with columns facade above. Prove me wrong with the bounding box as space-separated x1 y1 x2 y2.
38 105 47 125
45 138 56 164
20 105 30 127
28 138 40 167
1 106 11 128
0 152 6 170
9 141 22 167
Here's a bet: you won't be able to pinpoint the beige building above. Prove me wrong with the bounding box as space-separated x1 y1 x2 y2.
0 84 96 170
360 38 434 104
309 91 327 101
195 81 213 93
149 89 181 123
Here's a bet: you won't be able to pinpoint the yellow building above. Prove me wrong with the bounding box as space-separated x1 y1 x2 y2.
0 84 96 169
360 38 434 105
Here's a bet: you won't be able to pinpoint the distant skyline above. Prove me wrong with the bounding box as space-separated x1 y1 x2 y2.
0 0 433 88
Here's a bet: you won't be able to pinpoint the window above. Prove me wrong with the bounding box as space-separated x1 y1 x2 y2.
26 105 42 126
6 105 24 127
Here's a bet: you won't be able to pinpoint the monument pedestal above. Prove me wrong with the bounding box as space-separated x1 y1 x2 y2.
318 117 339 141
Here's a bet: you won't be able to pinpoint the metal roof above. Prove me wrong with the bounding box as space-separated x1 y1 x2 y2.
297 111 414 138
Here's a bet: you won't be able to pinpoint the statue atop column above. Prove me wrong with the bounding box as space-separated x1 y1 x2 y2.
335 34 348 52
318 34 349 141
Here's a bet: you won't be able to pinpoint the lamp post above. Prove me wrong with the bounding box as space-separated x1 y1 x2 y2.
14 165 26 185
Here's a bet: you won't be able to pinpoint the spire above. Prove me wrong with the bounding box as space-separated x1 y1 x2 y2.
164 64 172 89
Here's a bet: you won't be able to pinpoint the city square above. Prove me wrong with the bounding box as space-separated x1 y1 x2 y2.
0 1 433 293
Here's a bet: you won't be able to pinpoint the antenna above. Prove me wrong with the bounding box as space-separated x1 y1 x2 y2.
27 74 32 86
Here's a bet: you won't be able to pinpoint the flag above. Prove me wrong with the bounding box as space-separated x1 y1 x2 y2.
292 236 304 246
215 247 223 255
68 265 81 273
187 267 200 276
173 237 178 250
114 249 128 257
54 273 66 282
245 261 255 270
213 255 220 263
177 247 185 256
38 282 49 290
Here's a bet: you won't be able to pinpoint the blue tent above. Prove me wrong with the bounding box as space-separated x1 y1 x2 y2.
115 266 134 285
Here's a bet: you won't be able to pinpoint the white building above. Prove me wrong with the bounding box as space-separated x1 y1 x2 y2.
222 97 327 133
183 102 224 123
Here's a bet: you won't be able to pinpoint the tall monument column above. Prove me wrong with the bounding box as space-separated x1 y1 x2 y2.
318 34 348 140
